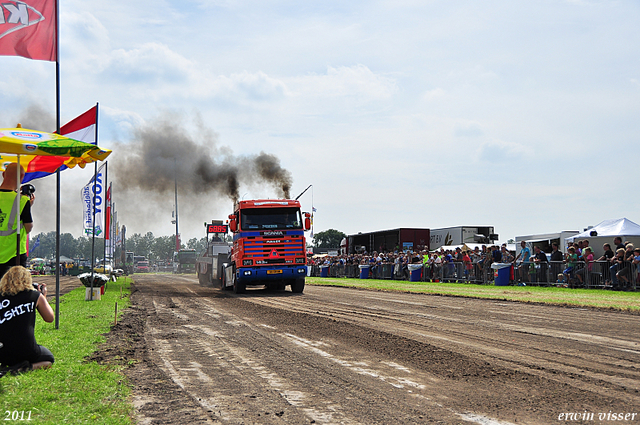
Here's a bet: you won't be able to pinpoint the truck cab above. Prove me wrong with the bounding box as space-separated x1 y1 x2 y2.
173 249 197 274
224 199 311 294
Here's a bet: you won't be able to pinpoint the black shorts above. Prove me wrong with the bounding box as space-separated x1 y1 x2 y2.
0 345 54 367
0 254 28 279
30 345 55 364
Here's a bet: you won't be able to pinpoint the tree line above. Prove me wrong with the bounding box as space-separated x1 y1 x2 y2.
28 232 211 263
27 228 345 263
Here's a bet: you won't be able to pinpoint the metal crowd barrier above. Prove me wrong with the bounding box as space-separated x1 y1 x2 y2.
309 259 637 290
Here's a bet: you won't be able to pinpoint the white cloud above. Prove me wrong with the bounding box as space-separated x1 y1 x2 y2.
291 65 397 99
422 88 446 100
205 71 288 102
3 0 640 243
477 138 532 164
104 43 193 84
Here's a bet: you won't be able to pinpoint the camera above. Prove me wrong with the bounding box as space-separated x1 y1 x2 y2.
21 184 35 196
32 283 44 294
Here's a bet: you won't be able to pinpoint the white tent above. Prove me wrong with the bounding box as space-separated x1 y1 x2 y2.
566 218 640 240
565 218 640 257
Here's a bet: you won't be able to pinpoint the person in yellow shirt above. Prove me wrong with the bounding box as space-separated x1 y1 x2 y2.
0 164 35 279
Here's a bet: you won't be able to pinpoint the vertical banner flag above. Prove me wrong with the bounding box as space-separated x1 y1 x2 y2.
105 183 111 258
0 0 57 61
32 234 40 250
81 163 106 237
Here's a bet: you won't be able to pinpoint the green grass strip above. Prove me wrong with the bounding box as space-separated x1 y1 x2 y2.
0 277 133 424
307 277 640 312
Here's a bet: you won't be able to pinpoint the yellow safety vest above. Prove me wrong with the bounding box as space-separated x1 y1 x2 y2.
0 191 29 263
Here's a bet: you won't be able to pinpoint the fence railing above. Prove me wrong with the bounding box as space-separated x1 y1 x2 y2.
309 260 638 291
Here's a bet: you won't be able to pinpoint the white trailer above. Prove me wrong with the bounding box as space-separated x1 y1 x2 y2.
430 226 497 250
515 231 579 257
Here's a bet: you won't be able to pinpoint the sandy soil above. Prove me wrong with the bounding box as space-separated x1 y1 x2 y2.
91 274 640 424
32 274 84 299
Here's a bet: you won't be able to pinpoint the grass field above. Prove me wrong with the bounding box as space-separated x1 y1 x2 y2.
0 278 133 425
307 277 640 312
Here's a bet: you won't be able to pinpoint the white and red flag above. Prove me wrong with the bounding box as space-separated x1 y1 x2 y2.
0 0 57 61
60 105 97 144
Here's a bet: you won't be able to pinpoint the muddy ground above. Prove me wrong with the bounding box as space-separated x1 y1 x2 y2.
91 274 640 424
33 274 85 299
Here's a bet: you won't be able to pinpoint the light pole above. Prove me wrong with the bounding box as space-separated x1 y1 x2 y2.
174 158 179 252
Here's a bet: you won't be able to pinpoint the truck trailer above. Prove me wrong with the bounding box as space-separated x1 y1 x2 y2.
429 226 498 250
196 222 232 287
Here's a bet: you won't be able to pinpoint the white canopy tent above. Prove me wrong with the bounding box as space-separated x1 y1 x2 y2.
565 218 640 257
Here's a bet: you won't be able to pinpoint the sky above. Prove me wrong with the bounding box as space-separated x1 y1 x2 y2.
1 0 639 246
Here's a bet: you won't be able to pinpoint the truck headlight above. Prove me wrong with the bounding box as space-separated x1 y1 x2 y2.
243 270 252 276
297 268 306 274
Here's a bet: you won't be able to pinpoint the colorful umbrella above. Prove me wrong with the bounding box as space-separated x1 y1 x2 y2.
0 127 110 165
0 126 112 264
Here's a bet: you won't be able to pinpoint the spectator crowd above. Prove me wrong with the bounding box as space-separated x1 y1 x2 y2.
308 237 640 290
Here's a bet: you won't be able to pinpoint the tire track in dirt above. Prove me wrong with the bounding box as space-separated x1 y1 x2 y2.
118 275 640 424
245 287 640 404
144 284 466 424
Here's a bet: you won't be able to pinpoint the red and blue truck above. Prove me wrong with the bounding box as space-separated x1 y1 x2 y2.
222 199 311 294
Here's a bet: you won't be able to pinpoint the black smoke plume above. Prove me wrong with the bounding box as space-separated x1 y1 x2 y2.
4 106 293 239
113 113 292 202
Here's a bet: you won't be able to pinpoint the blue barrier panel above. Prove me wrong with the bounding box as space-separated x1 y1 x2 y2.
492 263 511 286
359 265 370 279
408 264 422 282
320 266 329 278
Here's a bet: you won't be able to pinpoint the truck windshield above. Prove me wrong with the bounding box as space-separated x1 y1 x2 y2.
240 207 302 230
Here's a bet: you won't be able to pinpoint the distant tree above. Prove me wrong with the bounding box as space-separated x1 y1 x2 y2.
186 237 207 253
29 231 55 259
152 236 175 263
313 229 346 249
140 232 155 257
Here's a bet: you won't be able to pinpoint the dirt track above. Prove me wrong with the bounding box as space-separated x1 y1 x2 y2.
98 274 640 424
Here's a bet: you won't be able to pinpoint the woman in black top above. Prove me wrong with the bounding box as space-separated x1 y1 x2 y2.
0 266 54 372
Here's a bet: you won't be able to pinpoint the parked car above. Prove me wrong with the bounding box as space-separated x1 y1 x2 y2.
135 261 150 273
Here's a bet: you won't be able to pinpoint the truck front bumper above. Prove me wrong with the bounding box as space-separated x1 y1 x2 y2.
236 266 307 282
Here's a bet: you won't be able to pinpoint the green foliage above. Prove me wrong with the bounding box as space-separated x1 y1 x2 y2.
186 237 207 253
313 229 346 249
0 278 133 424
29 232 179 263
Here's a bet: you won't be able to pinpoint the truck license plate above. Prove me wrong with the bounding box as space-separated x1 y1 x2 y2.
267 270 283 274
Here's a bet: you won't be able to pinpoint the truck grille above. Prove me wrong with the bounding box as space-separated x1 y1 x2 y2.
244 236 305 264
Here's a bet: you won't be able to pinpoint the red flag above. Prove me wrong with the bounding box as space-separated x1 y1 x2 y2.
105 184 111 241
0 0 57 61
60 105 97 144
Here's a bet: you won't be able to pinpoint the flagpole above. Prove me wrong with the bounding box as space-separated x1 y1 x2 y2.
14 154 21 267
54 0 61 329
